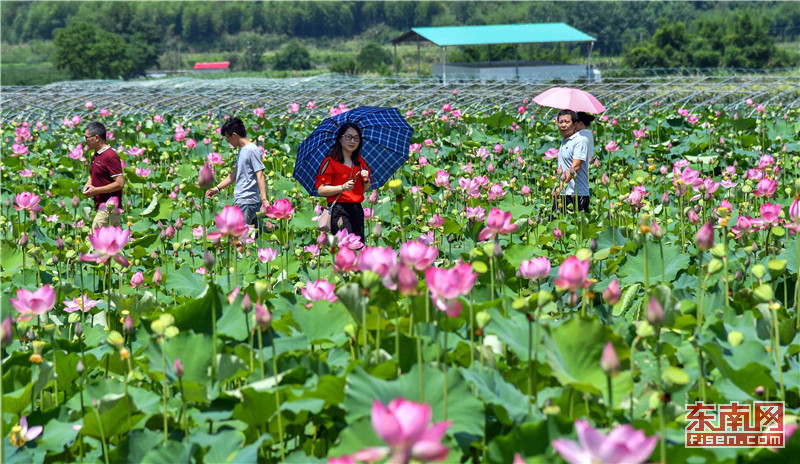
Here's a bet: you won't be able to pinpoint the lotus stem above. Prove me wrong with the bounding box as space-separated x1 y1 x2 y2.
93 403 111 464
268 328 285 461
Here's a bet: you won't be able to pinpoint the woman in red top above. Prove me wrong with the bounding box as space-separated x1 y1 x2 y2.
315 123 371 241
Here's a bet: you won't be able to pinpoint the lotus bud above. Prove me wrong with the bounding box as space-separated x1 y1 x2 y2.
601 173 610 186
754 386 765 395
1 316 13 347
661 191 670 205
317 232 327 246
123 315 134 334
72 195 79 208
173 358 184 378
734 269 743 281
52 253 58 265
337 217 344 228
744 255 751 267
646 297 664 325
368 190 379 204
153 268 162 285
603 279 621 305
650 221 664 240
241 293 253 313
75 322 83 337
56 237 64 250
157 220 164 230
600 342 620 377
372 222 382 239
696 221 714 250
175 217 183 230
18 233 28 247
255 303 272 331
76 360 85 373
204 250 215 268
590 238 598 252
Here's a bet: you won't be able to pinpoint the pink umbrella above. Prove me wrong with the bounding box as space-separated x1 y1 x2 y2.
532 87 606 114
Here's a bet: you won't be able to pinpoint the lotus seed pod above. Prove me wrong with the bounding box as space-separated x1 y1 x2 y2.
707 259 723 275
710 243 726 258
727 331 744 347
475 311 491 329
751 264 766 280
254 280 269 299
753 284 773 302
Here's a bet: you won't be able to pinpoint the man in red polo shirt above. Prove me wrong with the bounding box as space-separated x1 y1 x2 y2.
82 122 124 229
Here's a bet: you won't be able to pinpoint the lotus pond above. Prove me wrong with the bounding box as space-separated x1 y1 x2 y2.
1 97 799 463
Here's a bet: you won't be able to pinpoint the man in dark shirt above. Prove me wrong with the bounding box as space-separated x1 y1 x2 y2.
83 122 124 229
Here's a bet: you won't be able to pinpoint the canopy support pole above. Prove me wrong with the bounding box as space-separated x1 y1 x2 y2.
394 43 398 76
417 41 421 77
587 41 595 82
442 46 446 87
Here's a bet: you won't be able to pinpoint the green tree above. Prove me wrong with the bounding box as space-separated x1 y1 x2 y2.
53 22 133 79
356 41 392 72
272 39 311 70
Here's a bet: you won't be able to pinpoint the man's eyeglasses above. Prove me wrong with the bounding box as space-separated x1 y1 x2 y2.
342 135 360 142
84 134 97 141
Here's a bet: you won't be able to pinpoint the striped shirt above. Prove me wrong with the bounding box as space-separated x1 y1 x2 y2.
558 131 590 196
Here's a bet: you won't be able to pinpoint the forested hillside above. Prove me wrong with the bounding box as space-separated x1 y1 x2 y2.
1 1 798 84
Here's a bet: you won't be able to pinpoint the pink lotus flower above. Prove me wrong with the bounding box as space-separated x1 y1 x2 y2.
428 214 444 229
352 398 451 464
126 146 145 156
130 272 144 288
258 248 277 263
69 144 84 160
304 244 320 256
13 192 42 212
302 280 337 303
307 101 317 110
678 108 690 117
359 247 399 289
206 152 224 166
85 101 94 109
153 114 163 123
81 226 131 264
687 115 700 125
400 241 438 271
552 419 657 464
206 205 248 241
135 167 151 178
10 285 56 322
761 202 781 225
289 103 300 113
605 141 619 153
397 265 419 295
265 199 294 220
626 185 647 207
100 108 110 117
9 415 43 447
465 206 486 222
519 257 551 281
425 264 477 317
789 199 800 224
334 247 359 273
336 230 364 250
754 178 777 198
544 147 559 160
185 138 197 149
12 143 29 156
434 170 450 188
554 228 563 240
478 208 518 241
253 108 265 118
553 256 592 292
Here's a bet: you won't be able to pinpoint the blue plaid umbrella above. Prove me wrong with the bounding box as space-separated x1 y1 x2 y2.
294 106 413 196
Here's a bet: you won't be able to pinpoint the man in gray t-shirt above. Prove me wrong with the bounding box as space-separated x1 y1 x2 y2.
552 109 590 214
205 117 269 235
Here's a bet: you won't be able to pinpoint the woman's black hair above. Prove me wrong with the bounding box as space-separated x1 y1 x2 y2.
330 122 363 166
577 112 595 127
